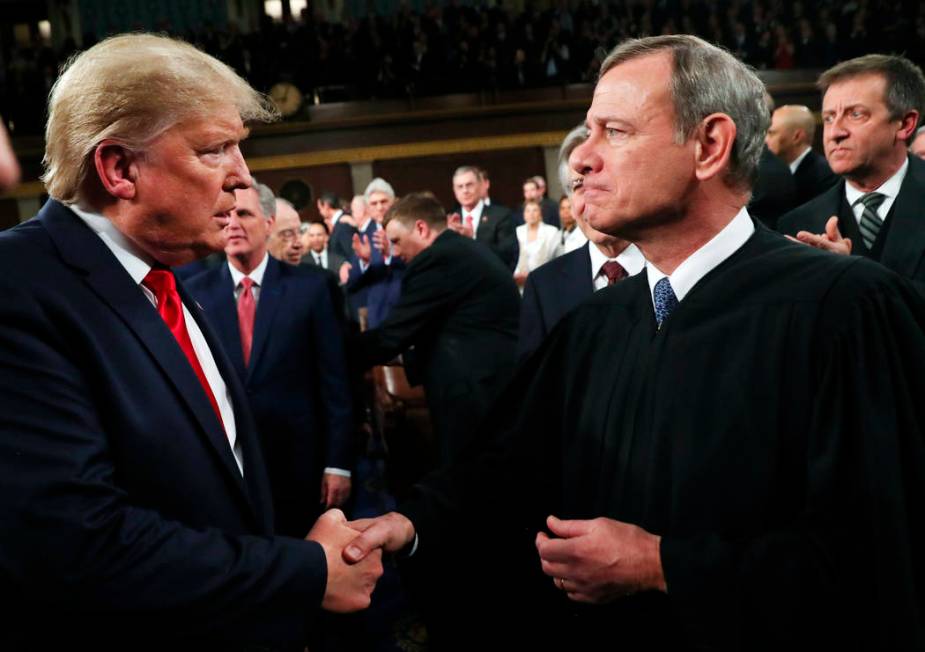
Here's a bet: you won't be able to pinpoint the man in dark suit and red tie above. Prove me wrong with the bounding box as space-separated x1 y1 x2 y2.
448 165 517 268
0 33 381 651
187 181 354 538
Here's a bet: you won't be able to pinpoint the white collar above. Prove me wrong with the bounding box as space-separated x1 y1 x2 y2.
646 206 754 304
844 156 908 206
228 252 269 287
331 209 343 225
789 146 813 174
461 200 484 219
69 203 155 285
588 241 646 279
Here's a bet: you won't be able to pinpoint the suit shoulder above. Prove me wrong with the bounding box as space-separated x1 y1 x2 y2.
184 266 224 293
778 183 842 234
529 246 586 285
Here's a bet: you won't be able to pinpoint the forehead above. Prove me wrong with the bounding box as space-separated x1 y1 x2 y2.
173 104 247 144
823 73 888 108
308 223 326 234
590 52 673 122
385 220 408 236
274 209 300 229
454 172 477 185
368 191 392 203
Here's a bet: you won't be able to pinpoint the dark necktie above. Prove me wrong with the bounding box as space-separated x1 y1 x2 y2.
238 277 256 366
653 277 679 328
601 260 627 286
856 192 886 250
142 268 225 429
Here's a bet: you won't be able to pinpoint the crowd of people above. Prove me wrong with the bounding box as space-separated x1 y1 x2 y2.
3 17 925 652
5 0 925 135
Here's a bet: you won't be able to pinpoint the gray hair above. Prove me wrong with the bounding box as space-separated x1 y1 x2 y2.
599 34 769 190
819 54 925 139
252 180 276 219
364 177 395 201
42 33 277 203
452 165 480 180
558 125 589 197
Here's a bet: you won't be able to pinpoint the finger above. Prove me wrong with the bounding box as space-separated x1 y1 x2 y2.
320 508 346 525
343 523 392 563
546 514 592 539
783 234 802 243
347 518 377 532
824 215 842 240
566 591 599 604
539 558 570 578
536 534 578 563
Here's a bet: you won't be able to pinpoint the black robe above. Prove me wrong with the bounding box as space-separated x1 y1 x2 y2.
401 224 925 651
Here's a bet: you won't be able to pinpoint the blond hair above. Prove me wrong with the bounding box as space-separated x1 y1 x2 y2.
42 33 278 203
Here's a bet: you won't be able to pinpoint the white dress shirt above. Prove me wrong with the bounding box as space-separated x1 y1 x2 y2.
462 200 485 239
71 204 243 474
845 157 908 228
589 242 646 291
311 248 329 269
645 206 755 311
560 225 588 255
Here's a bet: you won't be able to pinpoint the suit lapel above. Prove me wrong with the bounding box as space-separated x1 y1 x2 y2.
248 256 284 381
41 202 252 505
879 157 925 278
564 243 595 296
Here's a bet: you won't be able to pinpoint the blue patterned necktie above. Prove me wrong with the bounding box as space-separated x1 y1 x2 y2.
653 277 679 328
856 192 886 250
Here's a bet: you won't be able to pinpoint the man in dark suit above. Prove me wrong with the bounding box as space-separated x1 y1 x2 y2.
318 191 355 262
303 220 348 279
357 193 520 467
779 54 925 293
187 181 354 538
747 144 798 229
766 104 839 205
448 165 517 268
0 33 381 650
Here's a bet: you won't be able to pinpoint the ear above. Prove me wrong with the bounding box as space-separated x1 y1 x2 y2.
693 113 737 183
93 141 139 200
896 110 919 143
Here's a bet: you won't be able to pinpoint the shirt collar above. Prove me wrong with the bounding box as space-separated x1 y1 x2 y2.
588 241 646 280
789 146 813 174
228 252 269 287
462 200 484 220
69 203 154 285
646 206 755 304
844 156 909 206
331 209 343 225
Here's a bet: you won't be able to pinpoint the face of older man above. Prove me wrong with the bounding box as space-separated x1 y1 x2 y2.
224 186 272 261
367 191 393 222
120 104 251 265
570 52 695 237
453 171 480 211
269 202 303 265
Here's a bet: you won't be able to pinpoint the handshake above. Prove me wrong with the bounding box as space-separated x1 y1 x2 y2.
306 510 415 612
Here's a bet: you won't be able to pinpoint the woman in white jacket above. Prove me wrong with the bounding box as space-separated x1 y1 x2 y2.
514 199 561 290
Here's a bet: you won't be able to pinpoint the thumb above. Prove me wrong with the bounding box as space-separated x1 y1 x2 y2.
344 526 385 563
320 507 347 525
546 514 590 539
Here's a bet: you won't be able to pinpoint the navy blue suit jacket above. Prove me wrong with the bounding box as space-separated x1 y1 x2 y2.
518 242 593 360
345 237 405 330
187 256 353 537
0 201 325 649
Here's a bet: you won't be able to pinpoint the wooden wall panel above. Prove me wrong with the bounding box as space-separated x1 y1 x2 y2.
248 163 353 219
373 147 547 211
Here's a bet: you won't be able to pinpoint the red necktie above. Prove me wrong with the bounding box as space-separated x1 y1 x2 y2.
601 260 627 286
464 213 474 236
237 277 256 366
142 268 225 430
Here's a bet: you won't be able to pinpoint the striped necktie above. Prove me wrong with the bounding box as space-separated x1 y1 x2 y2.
856 192 886 250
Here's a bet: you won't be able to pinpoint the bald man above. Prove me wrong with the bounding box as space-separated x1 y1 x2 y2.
766 104 838 205
911 126 925 159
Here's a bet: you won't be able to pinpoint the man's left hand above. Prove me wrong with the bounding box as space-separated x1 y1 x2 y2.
535 515 666 603
789 215 852 256
321 473 351 508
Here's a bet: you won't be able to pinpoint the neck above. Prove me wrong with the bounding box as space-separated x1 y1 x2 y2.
846 151 906 193
633 194 744 276
783 144 809 165
230 249 265 276
593 239 629 259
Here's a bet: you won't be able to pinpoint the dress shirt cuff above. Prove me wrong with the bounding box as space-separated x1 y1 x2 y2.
384 255 392 265
324 467 351 478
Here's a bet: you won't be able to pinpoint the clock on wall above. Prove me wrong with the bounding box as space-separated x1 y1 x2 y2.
269 81 304 118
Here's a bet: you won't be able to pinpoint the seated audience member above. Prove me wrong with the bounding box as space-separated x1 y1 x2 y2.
187 180 354 538
557 194 587 254
514 199 561 288
269 197 304 265
0 32 380 651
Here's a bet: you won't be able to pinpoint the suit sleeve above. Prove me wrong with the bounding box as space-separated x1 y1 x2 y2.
309 278 354 471
358 248 461 366
0 280 326 635
517 273 547 361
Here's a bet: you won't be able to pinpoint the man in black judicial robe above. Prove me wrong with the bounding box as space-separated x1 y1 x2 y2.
344 36 925 651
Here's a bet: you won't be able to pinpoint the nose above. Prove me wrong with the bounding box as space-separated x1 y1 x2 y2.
826 115 849 141
224 144 252 192
570 137 600 178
